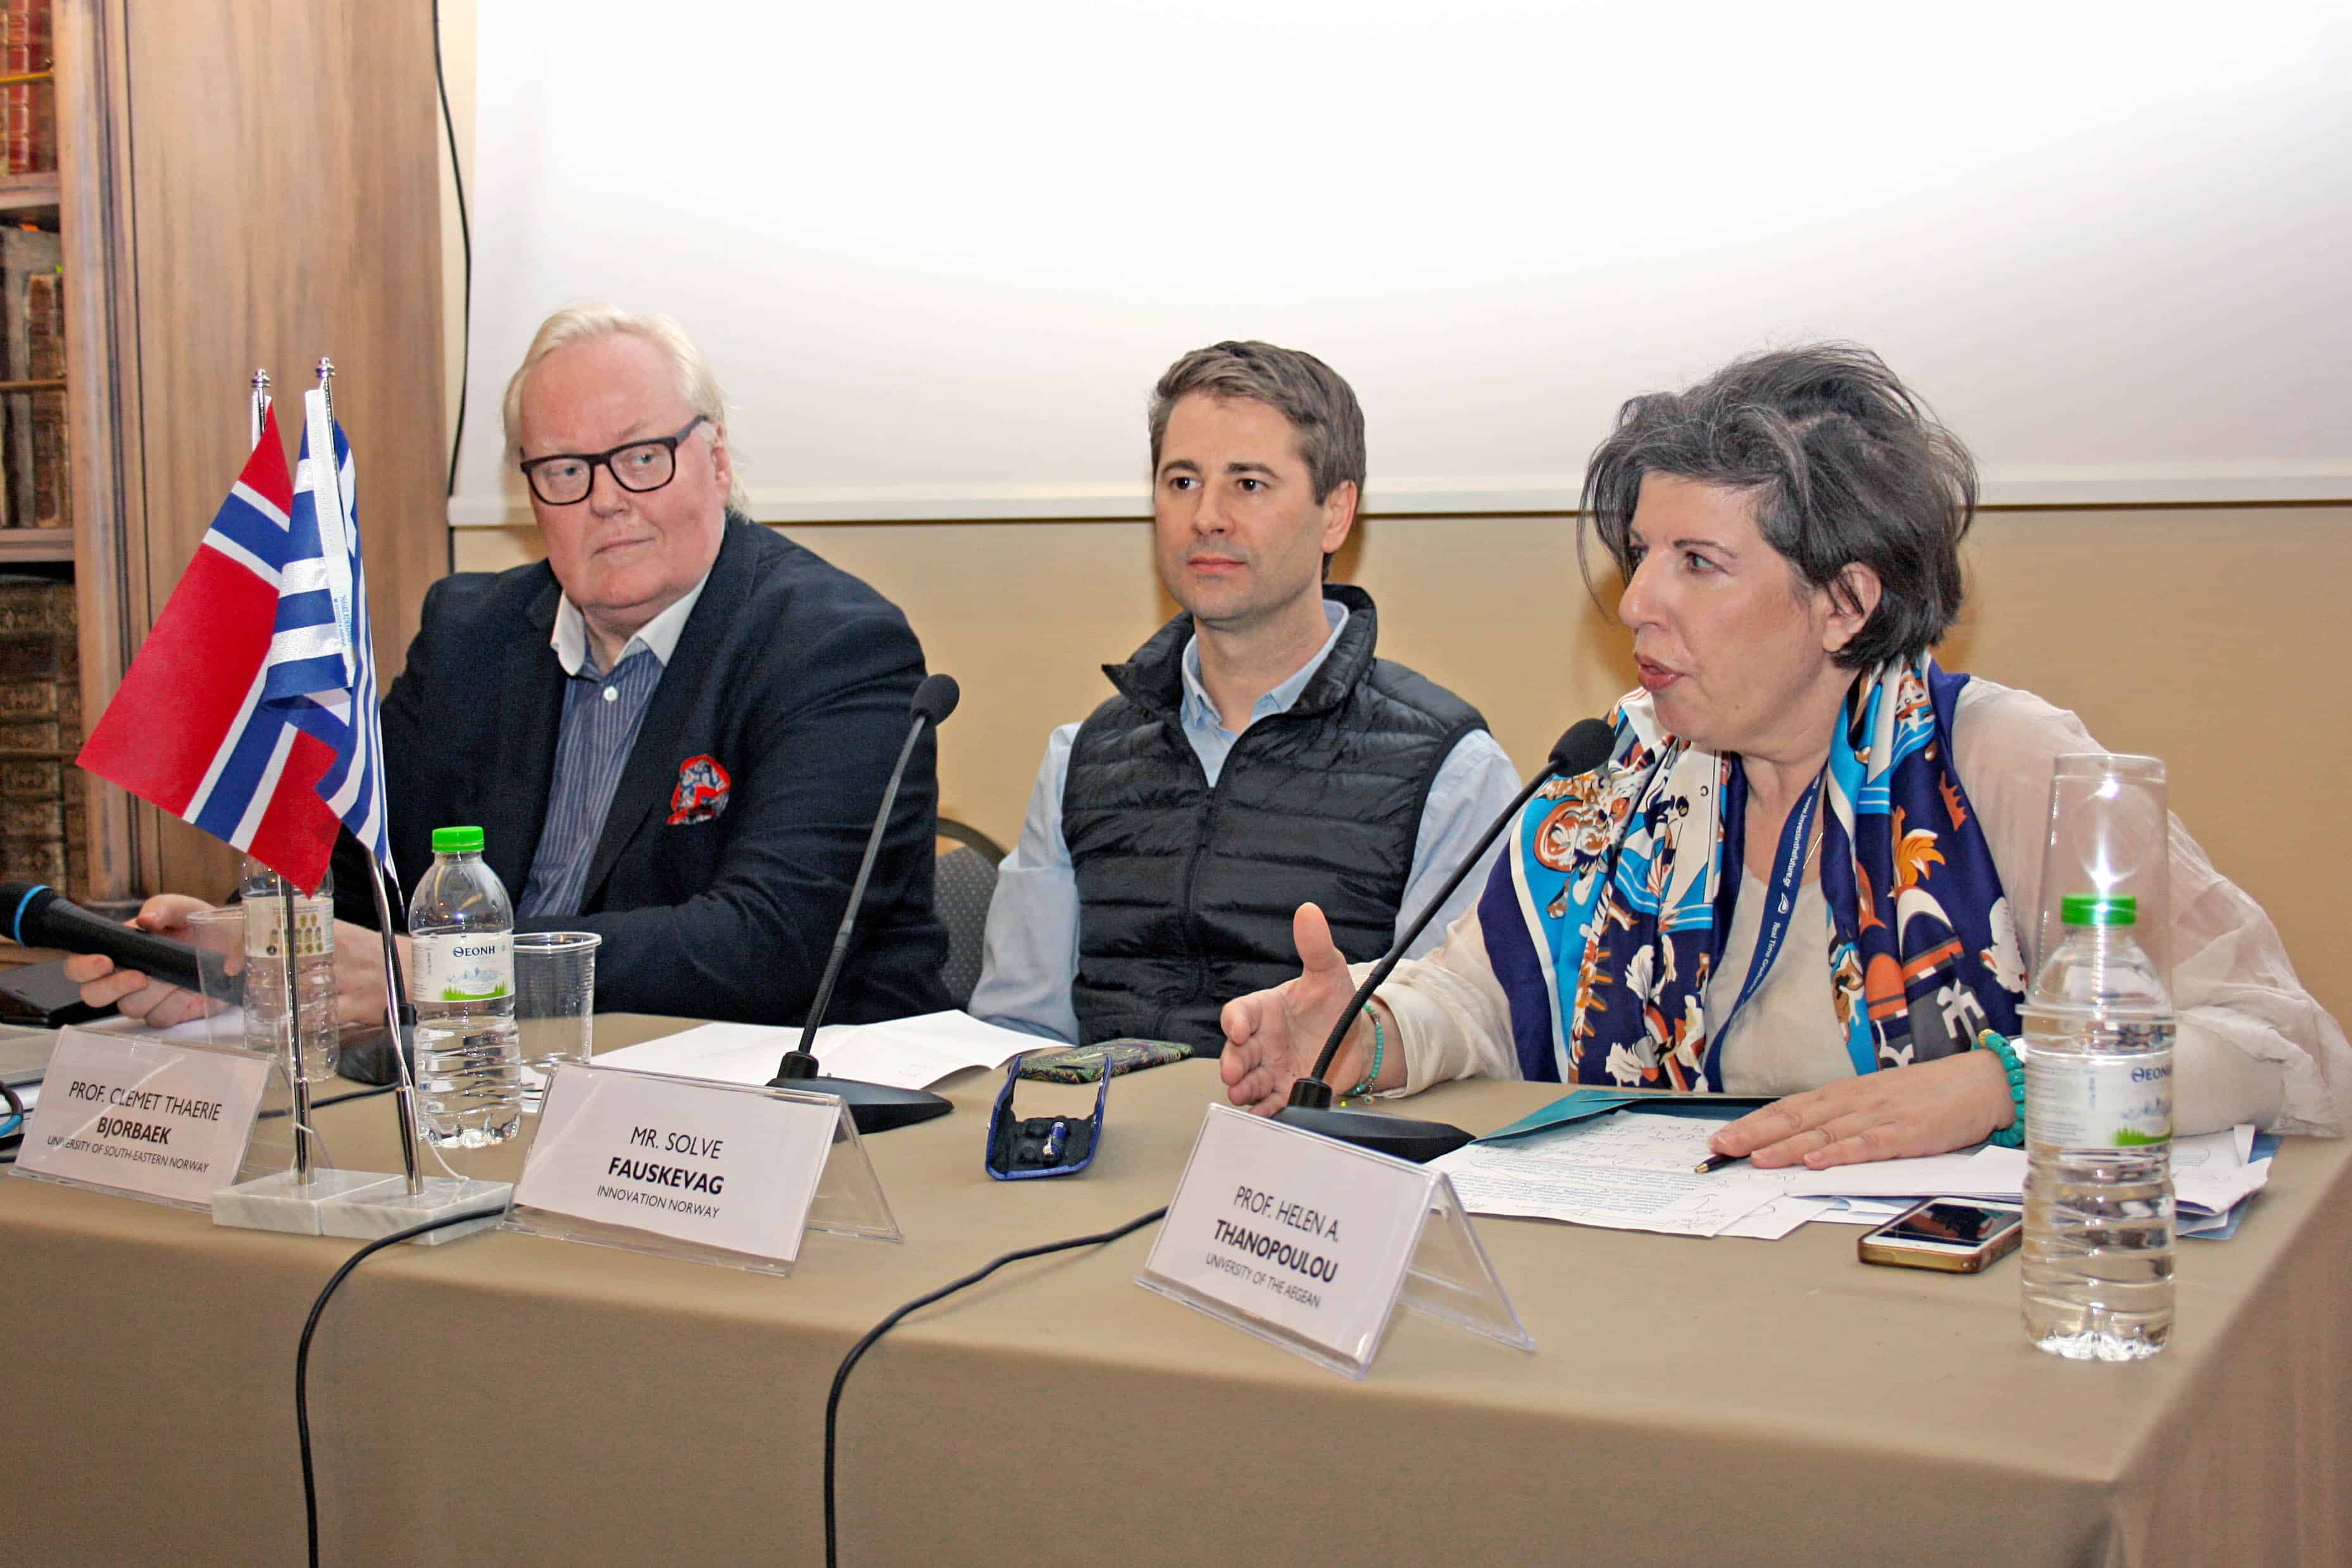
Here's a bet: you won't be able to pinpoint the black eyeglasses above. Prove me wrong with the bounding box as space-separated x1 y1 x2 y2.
519 415 708 506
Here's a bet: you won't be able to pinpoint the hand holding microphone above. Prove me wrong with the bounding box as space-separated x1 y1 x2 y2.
47 888 398 1030
49 892 222 1028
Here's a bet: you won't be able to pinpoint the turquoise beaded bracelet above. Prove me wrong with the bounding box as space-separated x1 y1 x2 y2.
1345 1004 1387 1098
1976 1028 2025 1148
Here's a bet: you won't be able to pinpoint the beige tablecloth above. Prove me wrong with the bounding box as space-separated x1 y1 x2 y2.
4 1015 2346 1566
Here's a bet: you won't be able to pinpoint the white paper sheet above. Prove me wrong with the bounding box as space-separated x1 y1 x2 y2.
1432 1109 2271 1241
1779 1148 2018 1200
1715 1195 1838 1240
594 1010 1037 1091
1429 1111 1803 1236
1787 1133 2267 1222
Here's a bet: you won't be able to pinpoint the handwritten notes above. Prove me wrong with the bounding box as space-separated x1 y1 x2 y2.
1431 1111 1803 1236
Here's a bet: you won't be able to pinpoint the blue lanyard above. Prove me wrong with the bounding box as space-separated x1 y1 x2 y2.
1710 771 1822 1056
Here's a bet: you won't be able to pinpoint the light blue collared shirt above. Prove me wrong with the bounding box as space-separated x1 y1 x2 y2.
517 575 711 918
969 601 1523 1042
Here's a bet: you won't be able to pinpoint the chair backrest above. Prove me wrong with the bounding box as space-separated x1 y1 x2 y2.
934 818 1004 1010
935 817 1008 863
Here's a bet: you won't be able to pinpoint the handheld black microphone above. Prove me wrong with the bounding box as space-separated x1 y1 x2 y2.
2 881 232 999
1273 717 1618 1162
768 673 961 1133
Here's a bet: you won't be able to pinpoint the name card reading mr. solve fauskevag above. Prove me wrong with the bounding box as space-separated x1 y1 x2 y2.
11 1027 274 1209
506 1062 871 1274
1138 1104 1535 1379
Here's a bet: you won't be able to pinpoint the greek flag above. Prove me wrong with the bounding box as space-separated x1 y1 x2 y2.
261 387 396 879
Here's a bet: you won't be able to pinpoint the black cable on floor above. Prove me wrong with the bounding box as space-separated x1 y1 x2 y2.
296 1207 500 1568
432 0 472 509
822 1205 1168 1568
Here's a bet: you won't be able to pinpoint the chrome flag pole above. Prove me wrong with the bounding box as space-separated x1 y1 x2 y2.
316 357 425 1195
252 370 317 1186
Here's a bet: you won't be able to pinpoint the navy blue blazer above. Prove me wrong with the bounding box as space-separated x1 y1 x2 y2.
335 515 951 1025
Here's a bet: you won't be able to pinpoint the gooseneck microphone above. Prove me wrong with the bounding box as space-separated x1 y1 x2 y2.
769 673 961 1133
3 881 230 997
1273 717 1618 1162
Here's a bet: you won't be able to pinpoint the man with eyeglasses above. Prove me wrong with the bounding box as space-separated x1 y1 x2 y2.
72 305 950 1030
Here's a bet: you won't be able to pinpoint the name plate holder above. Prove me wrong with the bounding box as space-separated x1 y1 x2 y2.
1137 1104 1534 1380
9 1026 277 1212
503 1061 900 1276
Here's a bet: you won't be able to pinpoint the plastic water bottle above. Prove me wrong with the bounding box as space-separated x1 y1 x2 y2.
2020 893 2175 1360
406 825 522 1147
239 857 339 1084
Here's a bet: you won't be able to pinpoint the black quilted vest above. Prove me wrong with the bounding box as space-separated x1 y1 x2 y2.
1063 585 1487 1053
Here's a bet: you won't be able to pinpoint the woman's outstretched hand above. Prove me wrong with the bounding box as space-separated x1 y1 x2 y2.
1218 903 1363 1115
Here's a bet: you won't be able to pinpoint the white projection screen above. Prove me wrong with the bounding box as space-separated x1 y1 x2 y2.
453 1 2352 526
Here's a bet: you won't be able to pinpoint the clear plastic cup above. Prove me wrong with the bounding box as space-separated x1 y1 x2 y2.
2033 754 2171 986
189 905 311 1178
515 931 600 1111
185 907 250 1050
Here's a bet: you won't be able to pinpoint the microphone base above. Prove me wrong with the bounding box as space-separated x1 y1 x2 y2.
1272 1104 1473 1164
767 1051 953 1136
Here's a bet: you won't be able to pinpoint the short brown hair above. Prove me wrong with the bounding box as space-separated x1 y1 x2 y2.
1147 340 1365 504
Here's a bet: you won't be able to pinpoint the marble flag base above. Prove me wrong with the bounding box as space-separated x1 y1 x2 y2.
212 1168 406 1236
316 1176 511 1245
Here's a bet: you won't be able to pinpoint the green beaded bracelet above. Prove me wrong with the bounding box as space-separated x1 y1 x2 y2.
1345 1004 1387 1098
1976 1028 2025 1148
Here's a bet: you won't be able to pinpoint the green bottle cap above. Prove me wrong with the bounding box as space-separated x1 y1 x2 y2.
432 825 486 856
2061 893 2136 926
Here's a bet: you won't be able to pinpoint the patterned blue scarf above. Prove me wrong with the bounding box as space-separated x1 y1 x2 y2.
1478 659 2026 1088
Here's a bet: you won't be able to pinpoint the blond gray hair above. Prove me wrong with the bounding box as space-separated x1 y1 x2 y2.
503 304 749 513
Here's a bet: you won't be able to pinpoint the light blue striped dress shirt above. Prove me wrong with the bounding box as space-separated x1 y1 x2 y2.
516 577 709 918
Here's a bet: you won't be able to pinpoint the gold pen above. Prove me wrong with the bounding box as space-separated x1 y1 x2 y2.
1692 1152 1748 1174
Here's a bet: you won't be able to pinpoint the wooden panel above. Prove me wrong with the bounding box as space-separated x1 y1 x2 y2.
58 0 144 899
120 0 446 900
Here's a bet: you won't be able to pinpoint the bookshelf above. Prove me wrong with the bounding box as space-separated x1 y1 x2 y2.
0 15 76 924
0 170 55 213
45 0 447 907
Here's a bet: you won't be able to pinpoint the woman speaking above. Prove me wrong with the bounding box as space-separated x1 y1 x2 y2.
1219 345 2348 1167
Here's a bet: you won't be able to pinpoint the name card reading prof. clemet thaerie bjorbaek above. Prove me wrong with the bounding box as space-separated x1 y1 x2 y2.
12 1028 273 1207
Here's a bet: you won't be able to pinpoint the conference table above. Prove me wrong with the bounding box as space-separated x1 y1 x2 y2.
6 1015 2347 1566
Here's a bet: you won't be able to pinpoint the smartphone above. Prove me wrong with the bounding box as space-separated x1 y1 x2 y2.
1016 1039 1190 1084
1857 1197 2025 1273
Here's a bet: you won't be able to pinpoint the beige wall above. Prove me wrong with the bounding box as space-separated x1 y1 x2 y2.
454 505 2352 1025
434 2 2345 1030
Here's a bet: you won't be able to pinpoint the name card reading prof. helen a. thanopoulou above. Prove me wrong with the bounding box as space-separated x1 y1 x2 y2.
1139 1104 1531 1378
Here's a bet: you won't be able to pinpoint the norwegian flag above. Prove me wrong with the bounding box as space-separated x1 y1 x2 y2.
76 396 387 893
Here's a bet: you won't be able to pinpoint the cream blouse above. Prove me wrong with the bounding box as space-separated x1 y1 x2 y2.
1365 680 2350 1137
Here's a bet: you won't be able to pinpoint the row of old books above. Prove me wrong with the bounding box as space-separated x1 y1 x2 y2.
1 224 62 528
4 0 54 178
0 573 83 896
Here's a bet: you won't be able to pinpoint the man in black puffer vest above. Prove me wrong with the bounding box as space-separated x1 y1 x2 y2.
970 342 1520 1057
